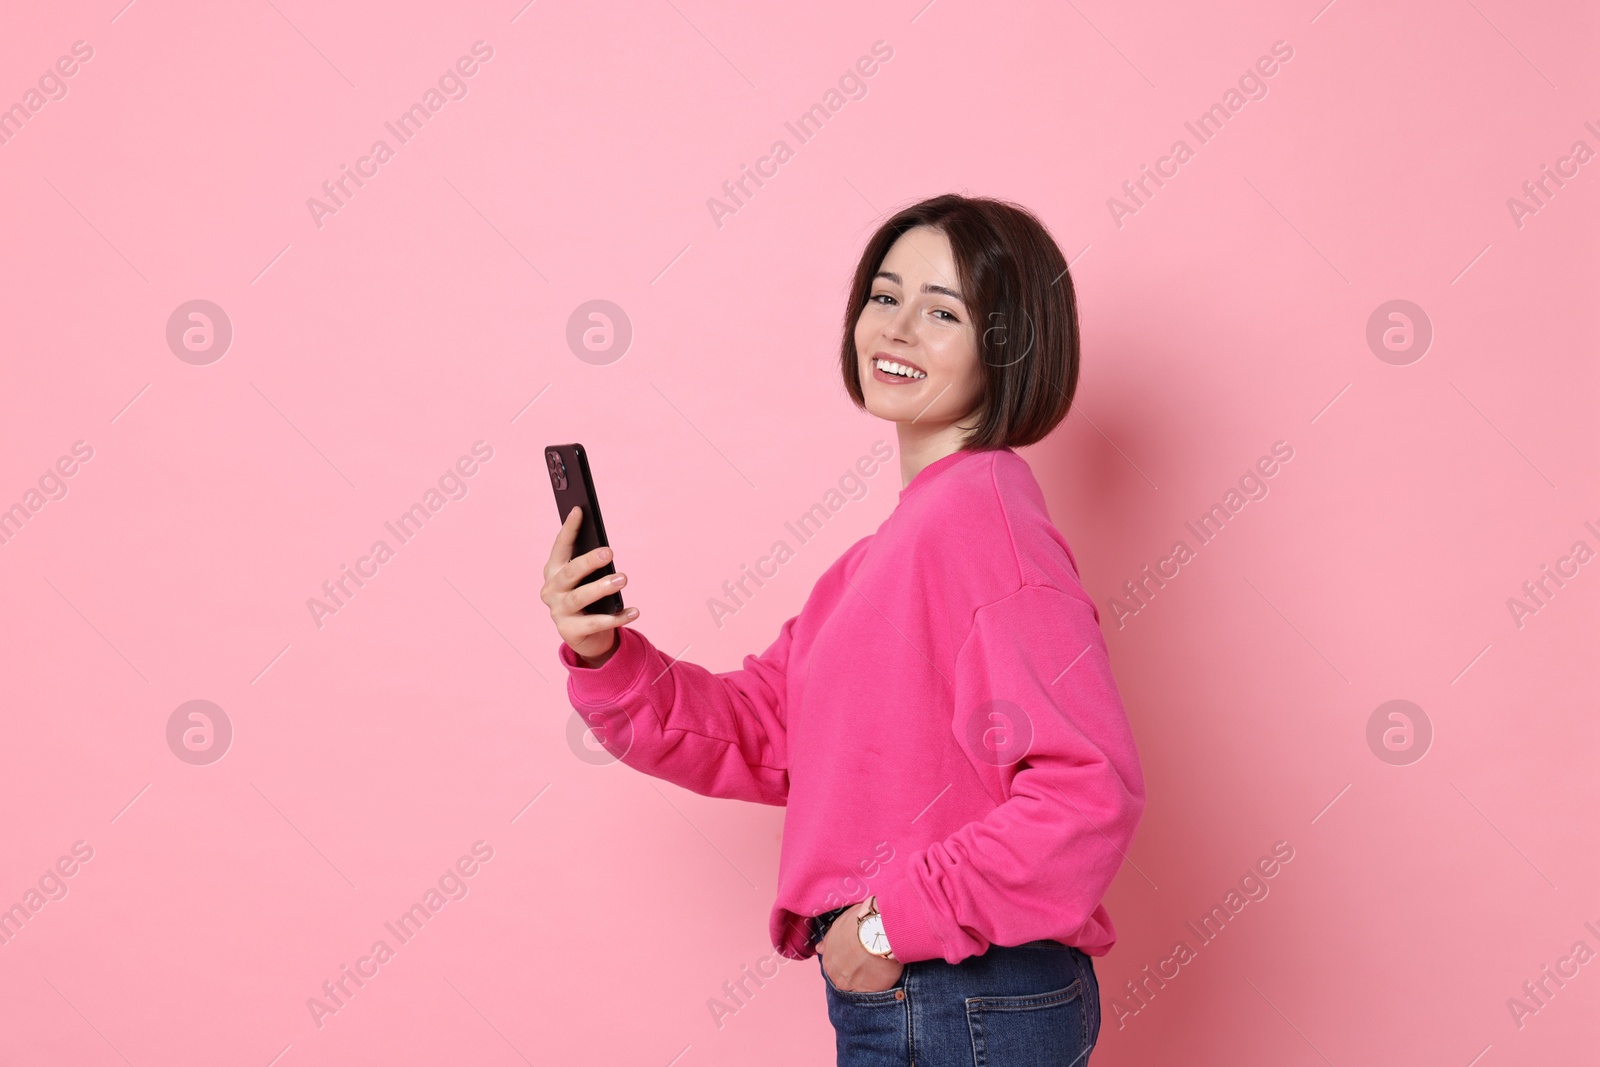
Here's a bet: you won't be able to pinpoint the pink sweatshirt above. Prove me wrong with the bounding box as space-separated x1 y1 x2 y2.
558 445 1146 964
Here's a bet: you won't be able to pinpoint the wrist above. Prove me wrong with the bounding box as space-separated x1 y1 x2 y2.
576 633 619 669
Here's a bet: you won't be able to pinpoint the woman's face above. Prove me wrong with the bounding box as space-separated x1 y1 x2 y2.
853 226 984 431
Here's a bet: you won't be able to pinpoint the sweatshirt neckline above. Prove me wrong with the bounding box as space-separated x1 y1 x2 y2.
898 446 1010 502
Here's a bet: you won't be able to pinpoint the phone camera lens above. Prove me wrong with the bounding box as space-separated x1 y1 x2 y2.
546 450 568 490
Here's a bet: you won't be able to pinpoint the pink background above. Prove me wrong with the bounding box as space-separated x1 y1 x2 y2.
2 0 1596 1063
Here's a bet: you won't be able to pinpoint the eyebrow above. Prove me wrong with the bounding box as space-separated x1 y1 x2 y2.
872 270 965 303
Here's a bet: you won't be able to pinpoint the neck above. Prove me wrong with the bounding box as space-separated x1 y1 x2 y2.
895 420 976 490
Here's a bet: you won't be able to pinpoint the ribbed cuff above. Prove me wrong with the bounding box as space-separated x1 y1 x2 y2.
557 627 650 706
869 865 945 964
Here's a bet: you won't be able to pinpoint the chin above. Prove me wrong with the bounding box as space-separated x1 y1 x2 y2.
864 399 917 424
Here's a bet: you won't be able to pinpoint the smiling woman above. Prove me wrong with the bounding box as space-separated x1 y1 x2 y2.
839 195 1080 477
548 194 1140 1067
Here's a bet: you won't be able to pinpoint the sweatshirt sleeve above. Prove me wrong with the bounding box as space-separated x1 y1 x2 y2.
558 619 793 807
869 583 1146 964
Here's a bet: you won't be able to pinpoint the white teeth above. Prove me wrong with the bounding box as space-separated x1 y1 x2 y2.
875 358 926 379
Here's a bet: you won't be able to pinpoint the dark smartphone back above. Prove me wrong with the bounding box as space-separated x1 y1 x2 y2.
545 443 625 615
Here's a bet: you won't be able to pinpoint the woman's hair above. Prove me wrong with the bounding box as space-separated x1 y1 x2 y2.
839 193 1080 450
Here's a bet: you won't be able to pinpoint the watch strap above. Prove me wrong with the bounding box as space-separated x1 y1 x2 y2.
809 904 852 948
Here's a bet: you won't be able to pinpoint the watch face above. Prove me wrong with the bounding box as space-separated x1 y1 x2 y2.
858 914 891 955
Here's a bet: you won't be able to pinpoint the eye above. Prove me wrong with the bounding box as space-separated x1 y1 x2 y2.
933 308 959 322
869 292 896 306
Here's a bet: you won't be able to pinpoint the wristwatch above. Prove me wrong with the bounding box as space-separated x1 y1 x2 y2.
856 896 897 960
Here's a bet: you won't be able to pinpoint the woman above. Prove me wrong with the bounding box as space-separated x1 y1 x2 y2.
543 193 1145 1066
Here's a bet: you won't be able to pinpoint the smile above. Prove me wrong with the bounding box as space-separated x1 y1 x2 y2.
872 356 927 381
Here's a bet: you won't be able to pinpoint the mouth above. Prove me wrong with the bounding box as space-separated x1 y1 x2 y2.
870 354 927 384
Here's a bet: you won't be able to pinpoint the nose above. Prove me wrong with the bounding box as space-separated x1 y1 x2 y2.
883 300 917 343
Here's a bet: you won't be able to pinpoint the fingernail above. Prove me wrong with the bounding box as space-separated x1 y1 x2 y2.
599 547 612 560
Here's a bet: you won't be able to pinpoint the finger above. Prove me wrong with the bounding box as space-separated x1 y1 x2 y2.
566 605 638 637
541 551 617 611
559 545 617 591
565 572 626 614
546 505 583 571
547 505 585 579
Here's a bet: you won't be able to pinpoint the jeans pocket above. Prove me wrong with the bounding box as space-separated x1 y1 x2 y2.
819 954 906 1005
965 979 1090 1065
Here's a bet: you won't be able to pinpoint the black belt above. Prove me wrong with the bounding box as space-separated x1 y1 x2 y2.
809 904 852 948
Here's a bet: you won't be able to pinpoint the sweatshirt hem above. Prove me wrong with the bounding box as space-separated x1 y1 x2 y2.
869 865 946 964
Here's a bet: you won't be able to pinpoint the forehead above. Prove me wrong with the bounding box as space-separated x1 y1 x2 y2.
878 226 957 283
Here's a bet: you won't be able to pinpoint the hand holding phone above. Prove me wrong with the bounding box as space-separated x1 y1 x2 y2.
544 506 637 666
542 444 638 666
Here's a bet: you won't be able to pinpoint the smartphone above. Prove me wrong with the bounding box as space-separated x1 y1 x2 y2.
544 443 625 616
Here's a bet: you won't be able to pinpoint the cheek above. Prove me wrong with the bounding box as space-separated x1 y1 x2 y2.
958 365 986 407
853 314 875 356
939 334 982 388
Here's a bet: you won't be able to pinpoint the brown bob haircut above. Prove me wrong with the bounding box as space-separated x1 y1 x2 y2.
839 193 1080 450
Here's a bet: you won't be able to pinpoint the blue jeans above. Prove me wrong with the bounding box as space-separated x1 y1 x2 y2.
818 938 1101 1066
